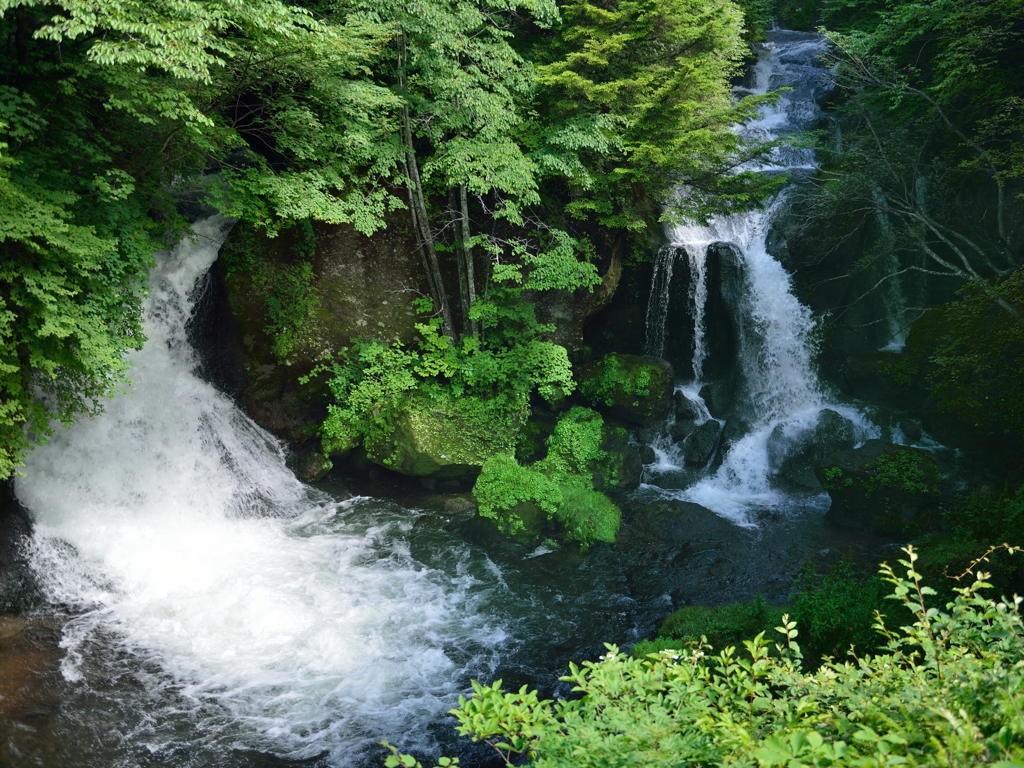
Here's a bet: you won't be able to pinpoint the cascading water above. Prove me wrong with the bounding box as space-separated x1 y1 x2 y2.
643 31 876 523
13 217 509 766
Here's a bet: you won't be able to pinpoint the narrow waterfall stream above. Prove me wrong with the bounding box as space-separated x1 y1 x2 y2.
641 30 877 523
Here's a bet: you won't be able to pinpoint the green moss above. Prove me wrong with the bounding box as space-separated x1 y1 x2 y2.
554 485 620 550
367 390 528 476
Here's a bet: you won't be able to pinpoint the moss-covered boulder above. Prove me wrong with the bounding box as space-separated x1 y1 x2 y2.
366 393 528 480
579 353 674 427
816 440 942 535
219 213 427 441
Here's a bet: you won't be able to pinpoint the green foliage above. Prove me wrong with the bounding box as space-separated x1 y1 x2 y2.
441 546 1024 767
862 446 939 497
473 453 562 536
473 408 622 547
634 595 785 657
580 356 653 408
552 485 620 550
902 269 1024 441
526 0 785 233
792 557 884 662
0 0 401 477
536 407 609 486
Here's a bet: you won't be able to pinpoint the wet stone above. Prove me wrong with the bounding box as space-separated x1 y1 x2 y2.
683 420 722 466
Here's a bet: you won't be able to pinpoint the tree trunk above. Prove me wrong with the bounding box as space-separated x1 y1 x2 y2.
459 184 479 337
401 105 455 341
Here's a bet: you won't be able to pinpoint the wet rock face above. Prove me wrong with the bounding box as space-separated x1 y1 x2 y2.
628 500 736 548
0 489 40 615
218 213 428 442
698 381 733 419
816 440 942 535
683 420 722 467
768 409 857 491
578 353 674 427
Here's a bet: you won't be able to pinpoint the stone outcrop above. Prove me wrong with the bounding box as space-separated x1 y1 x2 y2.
219 213 429 441
768 408 857 491
815 440 941 535
578 353 674 427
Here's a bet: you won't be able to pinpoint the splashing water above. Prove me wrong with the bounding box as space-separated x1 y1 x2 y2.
643 32 877 523
14 217 506 765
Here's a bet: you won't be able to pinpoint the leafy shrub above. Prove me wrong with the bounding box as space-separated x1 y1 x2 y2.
473 454 561 536
643 595 785 656
792 557 884 662
553 485 620 550
388 546 1024 768
579 355 656 409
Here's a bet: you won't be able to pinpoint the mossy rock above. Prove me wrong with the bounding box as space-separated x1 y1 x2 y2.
815 440 942 535
367 393 528 479
578 353 674 427
219 213 427 442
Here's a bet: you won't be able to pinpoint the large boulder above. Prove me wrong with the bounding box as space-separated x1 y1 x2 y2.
628 500 736 548
366 393 528 480
578 353 674 427
218 213 428 441
684 420 722 466
768 409 857 491
698 380 734 418
815 440 942 535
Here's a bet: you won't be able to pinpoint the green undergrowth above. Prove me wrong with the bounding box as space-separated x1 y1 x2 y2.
632 595 785 659
306 293 575 465
580 354 656 409
386 545 1024 768
473 407 622 549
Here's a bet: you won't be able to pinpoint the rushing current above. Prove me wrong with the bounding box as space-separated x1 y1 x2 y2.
13 217 511 766
642 31 876 522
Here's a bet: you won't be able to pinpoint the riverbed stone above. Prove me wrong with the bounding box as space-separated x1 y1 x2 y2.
815 440 941 535
698 380 734 418
578 353 674 427
769 409 856 491
628 500 737 549
684 420 722 466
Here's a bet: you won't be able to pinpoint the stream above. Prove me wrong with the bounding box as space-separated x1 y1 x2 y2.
2 30 905 768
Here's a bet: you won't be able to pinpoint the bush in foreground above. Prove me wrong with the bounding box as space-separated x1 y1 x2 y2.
386 546 1024 767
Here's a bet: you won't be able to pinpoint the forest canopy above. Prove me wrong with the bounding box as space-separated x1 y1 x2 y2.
0 0 772 477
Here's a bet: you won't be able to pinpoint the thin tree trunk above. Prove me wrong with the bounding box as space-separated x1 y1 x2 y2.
402 105 454 340
459 184 478 337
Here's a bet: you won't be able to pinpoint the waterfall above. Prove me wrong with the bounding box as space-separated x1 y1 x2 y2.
686 245 709 381
644 31 876 523
14 217 502 765
644 245 676 358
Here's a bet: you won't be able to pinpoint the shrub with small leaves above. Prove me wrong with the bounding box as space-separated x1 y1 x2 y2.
428 545 1024 767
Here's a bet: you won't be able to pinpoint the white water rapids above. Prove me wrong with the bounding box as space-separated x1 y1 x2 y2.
15 217 503 765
